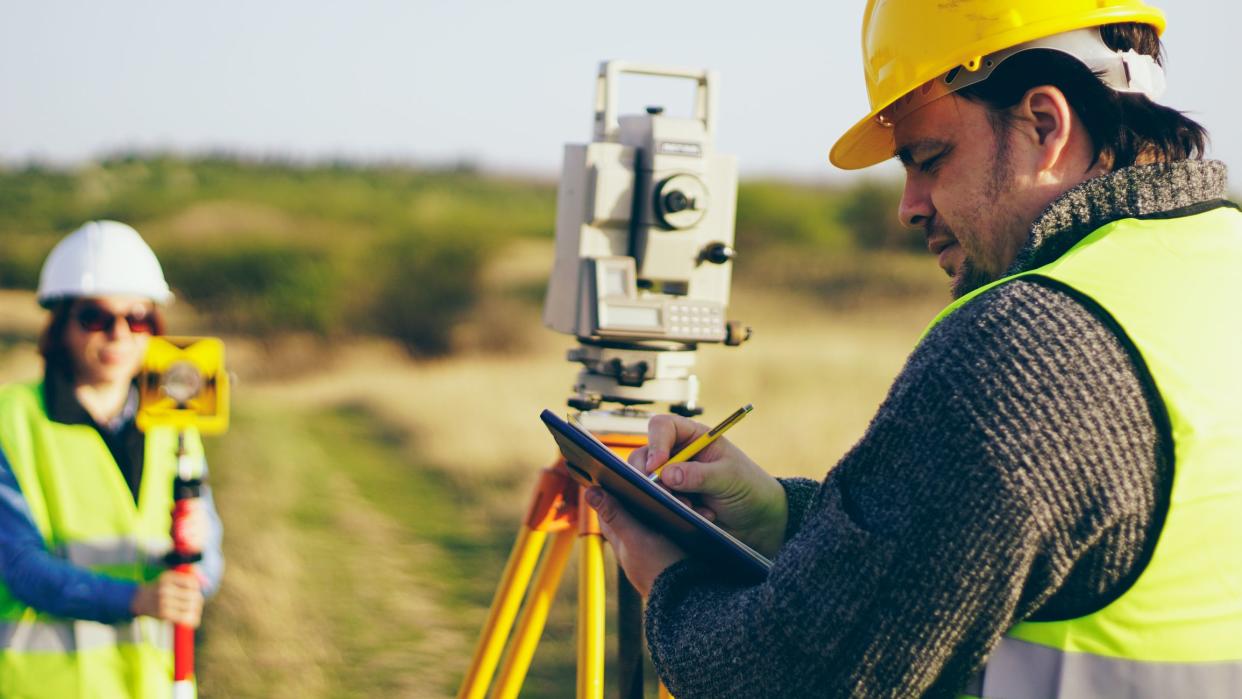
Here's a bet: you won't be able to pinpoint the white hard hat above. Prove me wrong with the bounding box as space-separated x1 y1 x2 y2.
37 221 174 308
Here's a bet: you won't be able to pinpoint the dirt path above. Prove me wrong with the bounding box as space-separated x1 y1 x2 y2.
197 401 485 698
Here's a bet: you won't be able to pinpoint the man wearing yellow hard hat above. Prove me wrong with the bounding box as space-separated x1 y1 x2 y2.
586 1 1242 696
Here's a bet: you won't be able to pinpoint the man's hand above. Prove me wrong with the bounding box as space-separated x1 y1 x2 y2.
130 570 204 627
586 487 685 596
630 413 788 558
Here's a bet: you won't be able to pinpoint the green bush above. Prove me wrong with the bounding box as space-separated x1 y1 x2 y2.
837 180 923 252
158 231 486 355
362 232 485 356
0 236 51 290
736 181 852 251
159 241 343 336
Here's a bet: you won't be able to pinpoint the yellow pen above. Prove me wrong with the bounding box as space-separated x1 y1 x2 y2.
648 403 754 482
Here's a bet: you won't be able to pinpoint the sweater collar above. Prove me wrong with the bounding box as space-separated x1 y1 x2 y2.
1006 160 1230 276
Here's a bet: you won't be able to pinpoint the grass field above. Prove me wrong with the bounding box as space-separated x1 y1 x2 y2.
0 238 949 697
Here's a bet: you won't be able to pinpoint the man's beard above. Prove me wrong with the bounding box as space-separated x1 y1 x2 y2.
951 257 997 299
949 126 1020 300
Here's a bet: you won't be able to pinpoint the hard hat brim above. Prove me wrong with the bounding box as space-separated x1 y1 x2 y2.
37 289 174 309
830 110 899 171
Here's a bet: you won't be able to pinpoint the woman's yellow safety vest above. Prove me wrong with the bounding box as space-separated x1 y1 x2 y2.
0 380 200 698
920 203 1242 698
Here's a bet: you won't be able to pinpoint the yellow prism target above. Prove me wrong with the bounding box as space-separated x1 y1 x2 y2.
137 336 230 434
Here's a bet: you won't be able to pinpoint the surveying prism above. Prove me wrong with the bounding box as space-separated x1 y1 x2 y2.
137 337 229 435
137 336 230 699
460 61 749 699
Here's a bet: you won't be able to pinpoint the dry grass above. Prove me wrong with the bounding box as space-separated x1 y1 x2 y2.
196 402 472 698
0 290 44 334
144 200 375 248
698 286 944 477
151 201 303 241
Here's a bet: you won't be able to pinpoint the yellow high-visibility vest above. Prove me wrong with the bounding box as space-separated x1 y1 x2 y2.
0 380 200 698
920 203 1242 698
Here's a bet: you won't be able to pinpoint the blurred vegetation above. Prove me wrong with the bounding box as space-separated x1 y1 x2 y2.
0 155 923 354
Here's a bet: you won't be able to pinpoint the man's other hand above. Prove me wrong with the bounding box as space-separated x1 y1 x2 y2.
587 487 685 596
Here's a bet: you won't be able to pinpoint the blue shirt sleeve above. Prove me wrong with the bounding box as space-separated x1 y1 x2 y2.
196 472 225 598
0 446 137 624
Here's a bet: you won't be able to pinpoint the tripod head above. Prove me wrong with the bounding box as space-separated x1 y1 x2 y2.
543 61 749 417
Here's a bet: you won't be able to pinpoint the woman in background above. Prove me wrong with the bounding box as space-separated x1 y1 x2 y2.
0 220 224 697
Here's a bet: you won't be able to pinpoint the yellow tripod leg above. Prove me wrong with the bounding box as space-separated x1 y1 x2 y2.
658 684 674 699
489 528 577 699
457 526 550 699
577 501 606 699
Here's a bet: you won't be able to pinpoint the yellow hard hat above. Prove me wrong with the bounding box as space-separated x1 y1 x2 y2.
829 0 1167 170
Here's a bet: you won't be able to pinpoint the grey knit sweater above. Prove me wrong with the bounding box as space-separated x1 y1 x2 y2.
644 160 1230 698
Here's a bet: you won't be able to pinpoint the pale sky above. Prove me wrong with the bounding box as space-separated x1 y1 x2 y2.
2 1 1238 181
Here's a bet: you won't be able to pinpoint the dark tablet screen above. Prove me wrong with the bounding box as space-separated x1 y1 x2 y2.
541 409 771 582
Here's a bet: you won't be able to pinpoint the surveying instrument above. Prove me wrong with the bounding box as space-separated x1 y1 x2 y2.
458 60 749 699
136 336 230 699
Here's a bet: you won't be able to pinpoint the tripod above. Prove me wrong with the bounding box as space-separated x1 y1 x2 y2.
456 413 673 699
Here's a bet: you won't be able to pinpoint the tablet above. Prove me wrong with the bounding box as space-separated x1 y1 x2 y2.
540 409 772 582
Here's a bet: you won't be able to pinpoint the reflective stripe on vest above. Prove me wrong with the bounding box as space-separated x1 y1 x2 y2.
0 380 198 696
921 203 1242 697
0 618 171 653
60 537 172 569
963 636 1242 699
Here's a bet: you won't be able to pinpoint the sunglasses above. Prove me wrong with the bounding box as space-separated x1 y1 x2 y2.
73 305 157 335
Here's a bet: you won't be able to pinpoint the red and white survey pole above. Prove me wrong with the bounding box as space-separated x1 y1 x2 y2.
137 336 230 699
168 430 204 699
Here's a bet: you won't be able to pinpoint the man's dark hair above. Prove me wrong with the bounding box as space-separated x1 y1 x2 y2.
959 22 1208 170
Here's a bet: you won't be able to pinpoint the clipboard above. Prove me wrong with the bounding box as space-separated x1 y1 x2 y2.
540 409 772 582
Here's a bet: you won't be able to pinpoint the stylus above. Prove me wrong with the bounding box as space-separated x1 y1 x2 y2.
648 403 754 482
